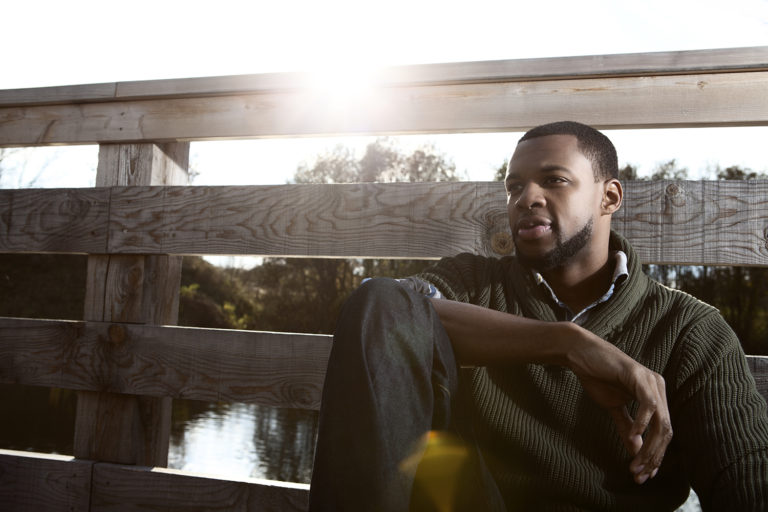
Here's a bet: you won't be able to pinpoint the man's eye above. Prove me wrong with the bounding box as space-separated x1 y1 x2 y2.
545 177 566 185
506 183 522 194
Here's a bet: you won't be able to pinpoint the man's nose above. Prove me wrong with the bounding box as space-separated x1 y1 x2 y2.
514 183 545 210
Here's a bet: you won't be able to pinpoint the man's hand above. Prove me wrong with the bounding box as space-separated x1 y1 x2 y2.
565 324 673 484
429 298 673 485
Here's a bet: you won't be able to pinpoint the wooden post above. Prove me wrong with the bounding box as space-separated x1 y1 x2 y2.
73 143 189 466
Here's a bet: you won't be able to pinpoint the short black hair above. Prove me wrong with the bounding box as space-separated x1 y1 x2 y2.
518 121 618 181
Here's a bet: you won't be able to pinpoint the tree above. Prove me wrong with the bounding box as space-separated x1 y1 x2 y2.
242 139 462 334
494 159 508 181
294 138 460 184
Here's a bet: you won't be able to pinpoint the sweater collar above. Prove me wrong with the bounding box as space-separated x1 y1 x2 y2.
510 230 649 340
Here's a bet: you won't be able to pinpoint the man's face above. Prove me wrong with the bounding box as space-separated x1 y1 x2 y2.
505 134 604 271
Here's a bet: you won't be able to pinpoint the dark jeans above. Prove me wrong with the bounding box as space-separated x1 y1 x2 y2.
308 278 505 511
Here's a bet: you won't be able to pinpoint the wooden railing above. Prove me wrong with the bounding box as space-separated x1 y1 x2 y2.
1 46 768 511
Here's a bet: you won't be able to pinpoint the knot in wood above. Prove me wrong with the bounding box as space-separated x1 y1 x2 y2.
107 324 126 346
664 183 686 207
60 196 88 218
491 232 514 255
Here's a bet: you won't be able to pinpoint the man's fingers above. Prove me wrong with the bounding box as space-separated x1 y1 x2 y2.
609 406 642 456
628 373 672 484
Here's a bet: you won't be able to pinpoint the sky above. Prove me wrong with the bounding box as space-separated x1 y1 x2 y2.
1 0 767 189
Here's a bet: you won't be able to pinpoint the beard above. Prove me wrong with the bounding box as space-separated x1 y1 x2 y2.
515 218 593 271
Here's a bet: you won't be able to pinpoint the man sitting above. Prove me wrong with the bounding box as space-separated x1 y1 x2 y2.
309 121 768 511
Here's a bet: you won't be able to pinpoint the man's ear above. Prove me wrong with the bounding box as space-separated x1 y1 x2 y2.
601 179 623 215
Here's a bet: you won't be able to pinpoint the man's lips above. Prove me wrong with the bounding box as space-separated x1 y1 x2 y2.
515 216 553 241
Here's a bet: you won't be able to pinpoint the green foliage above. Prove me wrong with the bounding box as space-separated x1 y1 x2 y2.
618 163 640 181
294 138 460 184
494 159 508 181
179 256 257 329
0 254 86 320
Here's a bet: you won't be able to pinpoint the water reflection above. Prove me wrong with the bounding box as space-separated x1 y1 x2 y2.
1 385 318 484
168 398 318 483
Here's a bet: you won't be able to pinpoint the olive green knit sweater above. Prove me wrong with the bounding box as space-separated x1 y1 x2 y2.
418 232 768 511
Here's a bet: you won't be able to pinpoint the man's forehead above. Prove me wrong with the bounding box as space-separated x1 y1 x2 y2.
507 134 589 176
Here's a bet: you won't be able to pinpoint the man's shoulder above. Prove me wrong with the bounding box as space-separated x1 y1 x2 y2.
643 275 722 322
422 252 518 280
417 252 520 303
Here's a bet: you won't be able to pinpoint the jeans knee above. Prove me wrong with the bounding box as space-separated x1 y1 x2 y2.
345 277 420 313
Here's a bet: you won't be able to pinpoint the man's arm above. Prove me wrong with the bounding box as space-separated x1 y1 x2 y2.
430 297 672 486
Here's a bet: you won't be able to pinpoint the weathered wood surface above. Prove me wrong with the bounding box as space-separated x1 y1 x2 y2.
2 70 768 146
90 463 308 512
0 317 332 409
0 449 92 512
0 451 308 512
96 143 190 187
3 317 768 407
1 47 766 107
2 180 768 266
73 142 188 467
0 187 109 253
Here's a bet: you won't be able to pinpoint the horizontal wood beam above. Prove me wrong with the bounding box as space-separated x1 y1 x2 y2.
1 47 766 107
1 69 767 146
2 181 768 266
0 450 92 512
3 318 768 408
91 463 308 512
0 317 331 410
0 451 309 512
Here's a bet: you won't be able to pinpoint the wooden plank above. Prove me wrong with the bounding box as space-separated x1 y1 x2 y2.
114 46 768 98
0 82 118 107
105 182 504 259
0 449 92 512
3 316 767 409
101 180 768 266
2 70 768 146
3 180 768 266
748 356 768 405
0 317 332 409
1 47 766 107
617 180 768 266
90 463 308 512
0 187 109 253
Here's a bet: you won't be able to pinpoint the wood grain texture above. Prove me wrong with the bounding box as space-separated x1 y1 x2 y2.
0 187 109 253
1 47 765 107
74 142 188 467
91 463 308 512
2 71 767 146
618 179 768 266
0 318 332 409
0 450 92 512
73 179 768 266
106 182 506 259
3 316 767 408
96 143 190 186
3 180 768 266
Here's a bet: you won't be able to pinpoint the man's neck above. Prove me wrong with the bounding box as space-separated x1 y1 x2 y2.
539 249 614 314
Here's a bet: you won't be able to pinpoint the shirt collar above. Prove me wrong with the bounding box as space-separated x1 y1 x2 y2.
533 250 629 324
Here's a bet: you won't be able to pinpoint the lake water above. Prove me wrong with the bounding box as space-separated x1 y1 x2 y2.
168 400 318 483
0 385 317 484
